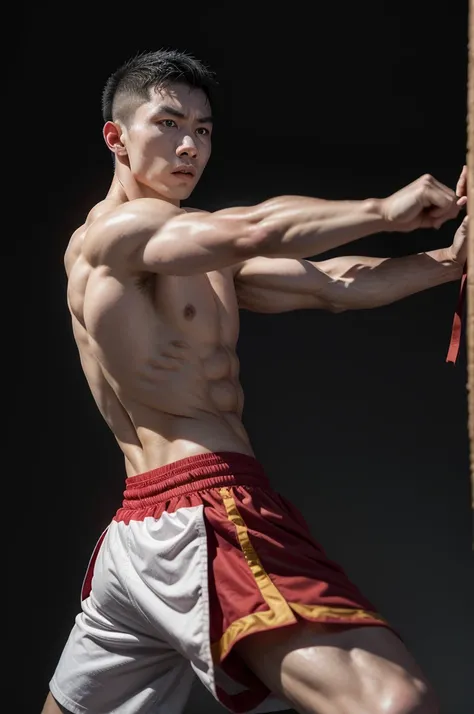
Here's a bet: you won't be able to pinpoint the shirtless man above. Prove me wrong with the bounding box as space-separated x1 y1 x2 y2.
43 49 467 714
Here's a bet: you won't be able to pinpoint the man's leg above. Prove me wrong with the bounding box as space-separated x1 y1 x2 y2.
41 692 70 714
236 622 438 714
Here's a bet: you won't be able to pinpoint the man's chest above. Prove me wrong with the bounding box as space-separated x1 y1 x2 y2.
155 268 240 347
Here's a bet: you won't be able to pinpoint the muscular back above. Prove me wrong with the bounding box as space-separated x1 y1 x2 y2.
65 198 253 477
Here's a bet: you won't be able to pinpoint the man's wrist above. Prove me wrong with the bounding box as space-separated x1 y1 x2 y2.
362 198 391 233
434 246 465 277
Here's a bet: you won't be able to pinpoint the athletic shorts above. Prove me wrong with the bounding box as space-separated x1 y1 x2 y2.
49 451 395 713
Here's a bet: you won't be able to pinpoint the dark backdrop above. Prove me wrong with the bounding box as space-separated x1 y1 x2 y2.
24 2 473 713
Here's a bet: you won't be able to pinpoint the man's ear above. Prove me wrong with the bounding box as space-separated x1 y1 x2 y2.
103 120 128 157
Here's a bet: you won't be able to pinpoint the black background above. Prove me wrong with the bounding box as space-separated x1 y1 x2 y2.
23 2 473 712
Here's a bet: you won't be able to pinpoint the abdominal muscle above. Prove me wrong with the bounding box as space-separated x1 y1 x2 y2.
117 351 255 477
129 405 254 478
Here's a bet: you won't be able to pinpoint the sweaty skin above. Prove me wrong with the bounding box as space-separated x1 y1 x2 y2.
65 185 253 479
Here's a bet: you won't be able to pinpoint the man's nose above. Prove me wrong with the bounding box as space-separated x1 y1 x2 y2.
176 135 198 159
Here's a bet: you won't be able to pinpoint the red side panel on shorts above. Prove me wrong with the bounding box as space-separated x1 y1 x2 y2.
81 528 108 602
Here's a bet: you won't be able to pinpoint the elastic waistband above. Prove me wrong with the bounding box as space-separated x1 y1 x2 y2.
122 451 269 508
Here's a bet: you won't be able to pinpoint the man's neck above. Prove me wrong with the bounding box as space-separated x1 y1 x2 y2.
106 175 128 202
110 168 180 207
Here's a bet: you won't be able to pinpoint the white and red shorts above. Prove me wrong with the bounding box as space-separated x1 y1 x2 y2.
50 451 395 713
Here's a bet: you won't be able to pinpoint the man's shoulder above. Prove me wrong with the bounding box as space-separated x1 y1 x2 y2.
92 197 185 235
88 197 177 228
80 198 181 268
84 199 209 241
64 199 118 275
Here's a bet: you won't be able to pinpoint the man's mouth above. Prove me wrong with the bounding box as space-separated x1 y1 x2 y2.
172 166 196 178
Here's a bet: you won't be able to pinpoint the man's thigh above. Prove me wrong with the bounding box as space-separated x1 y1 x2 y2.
41 692 70 714
235 622 437 714
49 601 195 714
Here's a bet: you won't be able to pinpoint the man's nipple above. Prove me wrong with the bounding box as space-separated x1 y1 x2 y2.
183 303 196 320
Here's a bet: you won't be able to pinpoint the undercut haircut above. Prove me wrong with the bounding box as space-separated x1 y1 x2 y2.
102 49 218 125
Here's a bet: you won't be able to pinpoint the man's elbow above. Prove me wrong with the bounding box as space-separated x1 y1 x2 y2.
329 303 347 313
233 223 274 260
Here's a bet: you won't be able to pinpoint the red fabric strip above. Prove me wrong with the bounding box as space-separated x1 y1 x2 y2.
446 262 467 364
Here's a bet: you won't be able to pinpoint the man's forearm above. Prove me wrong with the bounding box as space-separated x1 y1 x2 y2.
254 196 388 259
319 248 463 310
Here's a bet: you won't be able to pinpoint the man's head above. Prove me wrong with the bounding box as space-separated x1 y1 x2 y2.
102 49 217 203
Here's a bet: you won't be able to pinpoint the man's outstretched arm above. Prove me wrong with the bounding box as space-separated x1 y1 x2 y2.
233 244 463 314
234 167 468 313
84 174 461 277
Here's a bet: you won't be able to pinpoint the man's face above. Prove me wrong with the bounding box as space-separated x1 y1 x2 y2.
119 83 213 201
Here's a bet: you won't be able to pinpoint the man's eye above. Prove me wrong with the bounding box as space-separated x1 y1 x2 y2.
196 127 210 136
160 119 177 128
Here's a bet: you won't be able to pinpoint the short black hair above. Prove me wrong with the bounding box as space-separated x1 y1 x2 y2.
101 49 217 124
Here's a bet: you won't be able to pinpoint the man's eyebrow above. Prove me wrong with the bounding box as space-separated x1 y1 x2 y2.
197 115 213 124
155 105 185 119
154 105 213 123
